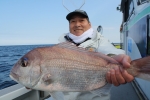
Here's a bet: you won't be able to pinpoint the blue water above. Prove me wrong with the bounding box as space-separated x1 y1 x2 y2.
0 44 54 90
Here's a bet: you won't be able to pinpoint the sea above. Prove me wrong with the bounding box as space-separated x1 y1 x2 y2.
0 44 54 90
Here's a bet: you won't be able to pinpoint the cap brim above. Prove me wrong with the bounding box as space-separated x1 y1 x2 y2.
66 12 88 21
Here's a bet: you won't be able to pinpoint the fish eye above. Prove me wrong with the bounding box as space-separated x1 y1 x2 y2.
21 58 28 67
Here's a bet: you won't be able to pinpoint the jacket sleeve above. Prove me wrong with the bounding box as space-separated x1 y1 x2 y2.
97 37 125 55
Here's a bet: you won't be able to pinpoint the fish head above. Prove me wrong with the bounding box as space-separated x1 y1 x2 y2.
10 49 42 88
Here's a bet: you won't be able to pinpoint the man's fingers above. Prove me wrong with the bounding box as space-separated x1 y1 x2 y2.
110 69 120 86
121 70 134 82
106 71 112 84
122 56 131 68
115 67 126 84
112 54 131 68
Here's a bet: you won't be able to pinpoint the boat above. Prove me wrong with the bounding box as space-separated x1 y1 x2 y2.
119 0 150 99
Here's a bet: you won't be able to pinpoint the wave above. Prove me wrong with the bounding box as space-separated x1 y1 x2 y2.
0 80 17 90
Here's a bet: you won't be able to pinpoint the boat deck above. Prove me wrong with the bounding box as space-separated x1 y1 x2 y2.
111 83 140 100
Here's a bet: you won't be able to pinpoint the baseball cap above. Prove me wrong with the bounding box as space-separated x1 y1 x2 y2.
66 9 89 21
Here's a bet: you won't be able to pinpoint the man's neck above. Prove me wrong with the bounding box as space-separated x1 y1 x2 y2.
68 28 94 43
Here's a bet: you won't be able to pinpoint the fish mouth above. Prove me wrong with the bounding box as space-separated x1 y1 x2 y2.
10 72 19 82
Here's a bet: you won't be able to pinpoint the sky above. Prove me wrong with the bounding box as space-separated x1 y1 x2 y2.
0 0 122 45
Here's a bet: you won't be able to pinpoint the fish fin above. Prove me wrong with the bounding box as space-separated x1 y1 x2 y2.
131 56 150 81
42 73 52 84
90 83 112 97
56 42 118 64
131 56 150 74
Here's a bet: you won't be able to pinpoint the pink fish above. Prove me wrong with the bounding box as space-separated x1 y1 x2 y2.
10 42 150 92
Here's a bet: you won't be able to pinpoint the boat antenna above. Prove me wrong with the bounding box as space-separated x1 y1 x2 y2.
62 0 85 12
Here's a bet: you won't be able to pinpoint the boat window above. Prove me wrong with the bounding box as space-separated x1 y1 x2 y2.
138 0 149 5
121 0 134 22
121 1 129 22
129 0 134 16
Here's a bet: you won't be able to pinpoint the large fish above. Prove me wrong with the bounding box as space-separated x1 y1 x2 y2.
10 42 150 92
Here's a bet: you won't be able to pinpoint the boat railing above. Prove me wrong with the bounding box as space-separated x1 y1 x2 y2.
0 84 50 100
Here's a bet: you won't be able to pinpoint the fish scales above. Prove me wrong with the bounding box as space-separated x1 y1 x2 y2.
40 59 110 91
37 45 110 69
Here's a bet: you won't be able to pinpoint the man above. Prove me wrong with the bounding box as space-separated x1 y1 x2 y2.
50 9 134 100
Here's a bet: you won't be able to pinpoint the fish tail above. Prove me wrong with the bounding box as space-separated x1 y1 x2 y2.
130 56 150 81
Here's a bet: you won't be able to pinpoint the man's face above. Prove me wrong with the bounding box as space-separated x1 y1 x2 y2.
69 15 91 36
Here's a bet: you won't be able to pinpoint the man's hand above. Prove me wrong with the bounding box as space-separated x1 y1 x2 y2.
106 54 134 86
